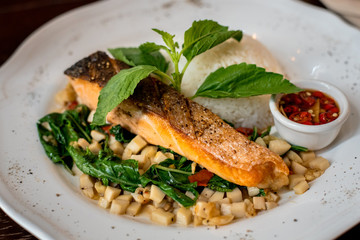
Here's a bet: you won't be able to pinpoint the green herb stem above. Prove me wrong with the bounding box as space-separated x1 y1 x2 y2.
290 144 308 152
153 70 174 85
155 165 192 175
180 59 192 82
172 58 182 91
66 113 91 142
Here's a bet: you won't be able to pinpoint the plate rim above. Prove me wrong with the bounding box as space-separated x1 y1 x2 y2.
0 0 359 239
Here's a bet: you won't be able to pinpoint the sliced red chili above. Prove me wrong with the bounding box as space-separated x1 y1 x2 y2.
283 105 299 114
66 100 78 110
328 107 339 113
289 111 312 123
299 92 316 107
188 169 214 187
320 97 335 105
288 112 299 122
326 112 337 120
323 104 335 111
283 93 302 105
281 94 292 103
319 112 327 123
319 112 337 123
312 91 324 98
301 121 313 125
102 125 112 135
235 127 253 137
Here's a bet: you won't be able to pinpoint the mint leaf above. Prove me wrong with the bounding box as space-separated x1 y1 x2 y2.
192 63 302 99
92 65 158 126
152 29 179 51
108 47 168 72
182 20 242 61
139 42 163 53
108 48 135 66
110 125 136 143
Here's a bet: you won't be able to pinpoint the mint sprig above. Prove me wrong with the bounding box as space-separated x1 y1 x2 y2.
92 19 300 126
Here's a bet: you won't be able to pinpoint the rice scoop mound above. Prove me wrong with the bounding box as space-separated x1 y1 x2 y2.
180 35 285 129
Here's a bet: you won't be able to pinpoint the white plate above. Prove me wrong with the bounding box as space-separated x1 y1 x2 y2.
0 0 359 239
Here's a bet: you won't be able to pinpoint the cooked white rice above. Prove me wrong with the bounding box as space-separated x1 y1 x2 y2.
179 35 285 129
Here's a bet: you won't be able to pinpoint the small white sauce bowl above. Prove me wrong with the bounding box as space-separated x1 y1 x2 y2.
269 80 350 150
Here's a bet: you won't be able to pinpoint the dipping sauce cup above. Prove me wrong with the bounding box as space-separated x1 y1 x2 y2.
269 80 350 150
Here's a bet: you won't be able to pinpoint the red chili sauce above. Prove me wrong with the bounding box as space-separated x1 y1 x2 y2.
279 90 339 125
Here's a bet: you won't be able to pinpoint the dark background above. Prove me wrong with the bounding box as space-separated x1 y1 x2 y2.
0 0 359 239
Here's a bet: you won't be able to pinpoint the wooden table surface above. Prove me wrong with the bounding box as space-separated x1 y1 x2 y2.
0 0 359 239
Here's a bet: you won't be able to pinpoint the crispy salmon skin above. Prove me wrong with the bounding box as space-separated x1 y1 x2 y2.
64 51 289 190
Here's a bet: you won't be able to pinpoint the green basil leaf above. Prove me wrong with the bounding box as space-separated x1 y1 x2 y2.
256 188 266 197
68 145 141 192
37 104 92 173
192 63 302 99
158 145 175 154
92 65 158 126
108 47 168 72
109 125 136 143
149 180 198 207
37 121 73 173
141 164 198 207
182 20 242 61
207 175 237 192
157 167 191 185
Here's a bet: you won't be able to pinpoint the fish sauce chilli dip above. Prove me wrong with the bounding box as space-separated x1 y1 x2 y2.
278 89 340 125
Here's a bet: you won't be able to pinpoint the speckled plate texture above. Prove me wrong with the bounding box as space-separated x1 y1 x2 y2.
0 0 359 239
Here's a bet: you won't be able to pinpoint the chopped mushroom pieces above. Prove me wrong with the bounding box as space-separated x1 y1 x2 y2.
79 174 95 189
110 199 130 215
227 187 243 202
104 186 121 202
308 157 330 170
253 197 266 210
268 139 291 155
126 202 142 216
176 207 193 225
151 209 175 226
293 181 310 194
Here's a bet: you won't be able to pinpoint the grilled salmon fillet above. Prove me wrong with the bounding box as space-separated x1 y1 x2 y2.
65 51 289 190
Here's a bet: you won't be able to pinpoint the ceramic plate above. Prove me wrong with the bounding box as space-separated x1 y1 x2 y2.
0 0 359 239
